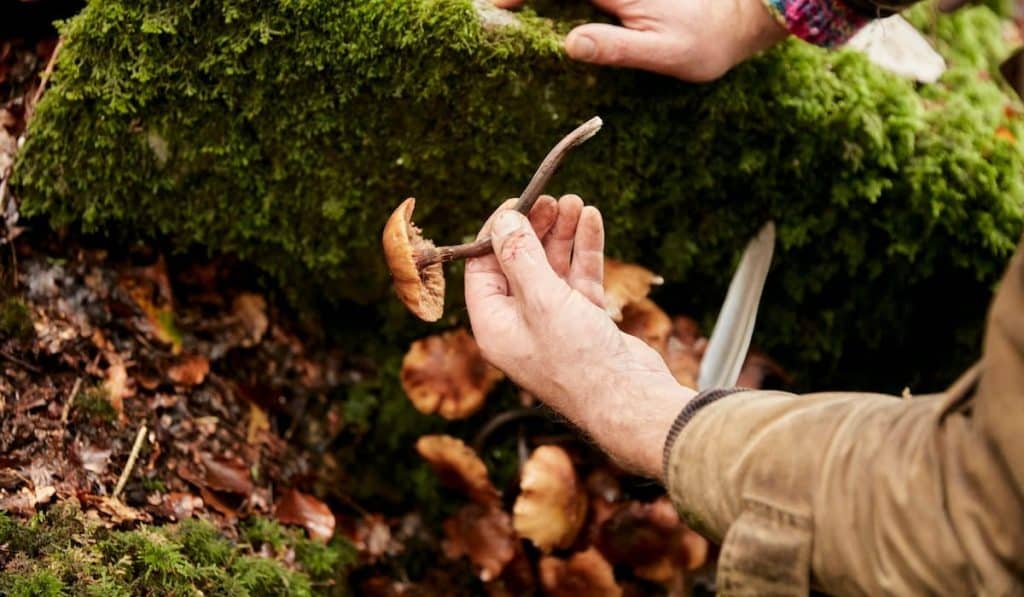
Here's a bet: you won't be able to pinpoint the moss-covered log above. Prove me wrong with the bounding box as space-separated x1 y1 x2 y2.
13 0 1024 387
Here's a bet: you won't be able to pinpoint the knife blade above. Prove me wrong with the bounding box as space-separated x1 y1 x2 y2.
698 222 776 390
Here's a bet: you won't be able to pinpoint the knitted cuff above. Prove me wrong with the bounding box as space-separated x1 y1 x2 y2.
662 388 751 481
763 0 870 47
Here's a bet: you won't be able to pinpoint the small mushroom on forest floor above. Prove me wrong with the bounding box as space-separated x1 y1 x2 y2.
442 502 517 582
416 434 500 506
401 328 504 419
603 259 664 322
539 547 623 597
383 117 603 321
513 445 588 553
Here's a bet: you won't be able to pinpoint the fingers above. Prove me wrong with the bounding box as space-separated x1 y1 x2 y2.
568 205 605 308
542 195 584 280
465 198 520 309
465 196 557 309
490 0 523 7
490 209 566 309
565 24 679 75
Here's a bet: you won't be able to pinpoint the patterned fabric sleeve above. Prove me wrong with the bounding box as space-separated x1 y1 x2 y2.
763 0 871 47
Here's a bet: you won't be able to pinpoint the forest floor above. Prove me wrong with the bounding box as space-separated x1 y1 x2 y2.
0 25 792 597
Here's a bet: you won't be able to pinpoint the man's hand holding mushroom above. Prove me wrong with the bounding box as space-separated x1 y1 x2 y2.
465 195 697 478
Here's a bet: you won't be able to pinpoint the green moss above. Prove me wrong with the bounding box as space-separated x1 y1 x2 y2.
12 1 1024 388
1 569 65 597
74 385 118 423
0 505 355 596
0 297 34 341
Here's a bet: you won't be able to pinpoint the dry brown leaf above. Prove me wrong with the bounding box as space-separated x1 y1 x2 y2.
416 434 499 506
247 402 270 445
275 488 336 542
539 547 622 597
401 329 504 420
442 503 516 582
513 445 588 553
102 351 133 417
81 494 150 524
167 354 210 387
179 454 253 496
603 259 663 322
160 491 204 521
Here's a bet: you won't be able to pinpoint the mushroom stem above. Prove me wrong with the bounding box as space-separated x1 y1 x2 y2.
414 116 603 269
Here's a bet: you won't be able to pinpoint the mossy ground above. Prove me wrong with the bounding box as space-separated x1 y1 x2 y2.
11 1 1024 389
0 503 356 596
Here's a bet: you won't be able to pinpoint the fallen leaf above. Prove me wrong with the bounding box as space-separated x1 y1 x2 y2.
80 494 149 524
167 354 210 387
275 488 336 542
77 443 112 475
102 351 133 416
247 402 270 445
179 454 253 496
160 491 204 521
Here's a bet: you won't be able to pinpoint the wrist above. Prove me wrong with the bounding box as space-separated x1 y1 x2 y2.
582 368 697 480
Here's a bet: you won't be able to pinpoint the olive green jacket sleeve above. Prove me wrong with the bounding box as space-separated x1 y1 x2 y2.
664 235 1024 596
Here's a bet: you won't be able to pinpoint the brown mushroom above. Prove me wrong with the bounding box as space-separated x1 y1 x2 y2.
513 445 588 553
416 434 499 506
595 497 710 583
539 547 623 597
603 259 664 321
401 329 504 419
442 502 517 582
383 117 603 321
618 297 673 351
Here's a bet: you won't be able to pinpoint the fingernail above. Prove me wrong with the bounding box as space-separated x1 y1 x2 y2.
567 34 596 61
494 210 521 236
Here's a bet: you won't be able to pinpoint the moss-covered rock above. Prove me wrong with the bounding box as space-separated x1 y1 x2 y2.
12 0 1024 387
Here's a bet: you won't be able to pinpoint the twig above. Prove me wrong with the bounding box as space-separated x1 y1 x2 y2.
113 424 148 498
0 349 42 373
27 38 64 122
59 376 83 424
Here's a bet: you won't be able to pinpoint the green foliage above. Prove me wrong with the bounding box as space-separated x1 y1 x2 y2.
12 0 1024 388
0 297 34 341
0 505 356 596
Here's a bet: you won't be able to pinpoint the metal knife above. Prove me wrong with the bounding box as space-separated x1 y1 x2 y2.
697 222 776 390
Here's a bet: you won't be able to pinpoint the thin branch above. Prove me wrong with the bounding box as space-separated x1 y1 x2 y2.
27 38 64 122
113 424 148 498
59 376 83 424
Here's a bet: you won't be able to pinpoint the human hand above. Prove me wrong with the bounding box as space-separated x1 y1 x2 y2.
492 0 788 81
465 194 696 478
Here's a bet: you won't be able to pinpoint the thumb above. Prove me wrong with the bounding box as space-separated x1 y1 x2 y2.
490 210 564 307
565 24 674 74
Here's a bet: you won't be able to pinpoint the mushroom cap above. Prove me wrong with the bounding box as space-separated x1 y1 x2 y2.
539 547 622 597
618 298 673 351
401 329 504 420
416 434 500 505
603 259 664 321
382 197 445 322
513 445 588 553
442 502 517 582
595 497 710 583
